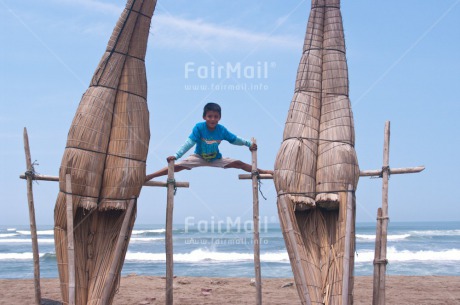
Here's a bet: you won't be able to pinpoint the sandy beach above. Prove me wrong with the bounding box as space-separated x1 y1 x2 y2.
0 275 459 305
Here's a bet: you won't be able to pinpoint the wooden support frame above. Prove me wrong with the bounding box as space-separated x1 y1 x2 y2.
375 121 391 305
165 160 175 305
18 171 188 303
19 130 189 305
237 138 263 305
250 138 262 305
372 208 383 303
365 121 425 305
238 166 424 180
22 127 41 305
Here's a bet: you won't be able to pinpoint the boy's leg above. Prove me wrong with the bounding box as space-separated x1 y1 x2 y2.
145 154 208 181
145 165 189 181
224 160 273 175
224 160 251 172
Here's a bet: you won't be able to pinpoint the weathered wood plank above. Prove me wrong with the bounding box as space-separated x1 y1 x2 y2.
19 174 189 188
359 166 425 177
239 167 425 180
23 127 41 305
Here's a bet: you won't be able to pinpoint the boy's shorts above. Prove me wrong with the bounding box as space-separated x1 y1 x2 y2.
176 154 238 169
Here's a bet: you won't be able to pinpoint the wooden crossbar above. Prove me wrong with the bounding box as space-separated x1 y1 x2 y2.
238 167 425 180
19 174 189 188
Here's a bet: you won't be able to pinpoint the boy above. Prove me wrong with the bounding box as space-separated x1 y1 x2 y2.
145 103 273 180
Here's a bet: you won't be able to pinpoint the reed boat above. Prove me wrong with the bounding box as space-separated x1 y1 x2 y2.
274 1 359 304
53 1 156 304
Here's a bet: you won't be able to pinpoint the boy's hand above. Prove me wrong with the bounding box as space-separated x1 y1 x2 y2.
166 156 177 162
249 143 258 151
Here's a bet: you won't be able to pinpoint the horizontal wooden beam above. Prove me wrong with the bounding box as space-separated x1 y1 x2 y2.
359 166 425 177
20 174 58 182
238 166 425 180
19 174 189 188
238 173 273 180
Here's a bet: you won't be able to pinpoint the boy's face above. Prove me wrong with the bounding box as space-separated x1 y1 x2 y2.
203 110 221 130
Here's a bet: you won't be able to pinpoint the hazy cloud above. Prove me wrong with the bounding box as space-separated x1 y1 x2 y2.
51 0 123 14
151 14 300 52
48 0 300 51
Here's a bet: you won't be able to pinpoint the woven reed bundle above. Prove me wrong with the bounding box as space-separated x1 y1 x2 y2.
274 3 325 206
316 2 358 205
54 1 156 304
274 1 358 304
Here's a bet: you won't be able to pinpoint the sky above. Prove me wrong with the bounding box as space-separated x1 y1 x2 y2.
1 0 459 227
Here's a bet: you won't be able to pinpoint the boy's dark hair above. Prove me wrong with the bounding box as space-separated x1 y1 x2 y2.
203 102 221 117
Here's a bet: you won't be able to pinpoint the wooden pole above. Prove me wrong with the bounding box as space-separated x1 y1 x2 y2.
19 174 189 188
101 197 136 305
342 185 354 305
251 138 262 305
361 120 426 305
65 174 76 305
377 121 391 305
22 127 41 305
372 208 383 305
165 160 175 305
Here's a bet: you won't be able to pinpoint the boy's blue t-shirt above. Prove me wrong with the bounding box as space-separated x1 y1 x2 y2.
189 122 237 161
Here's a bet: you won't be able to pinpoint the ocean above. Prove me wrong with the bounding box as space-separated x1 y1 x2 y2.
0 221 459 279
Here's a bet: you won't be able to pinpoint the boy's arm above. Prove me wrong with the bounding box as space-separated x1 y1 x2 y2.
223 126 255 150
230 136 252 147
174 138 196 159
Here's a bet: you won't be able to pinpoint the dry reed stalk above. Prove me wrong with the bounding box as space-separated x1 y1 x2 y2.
274 1 358 304
296 209 328 303
276 197 312 305
54 1 156 304
86 205 136 305
101 199 136 304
